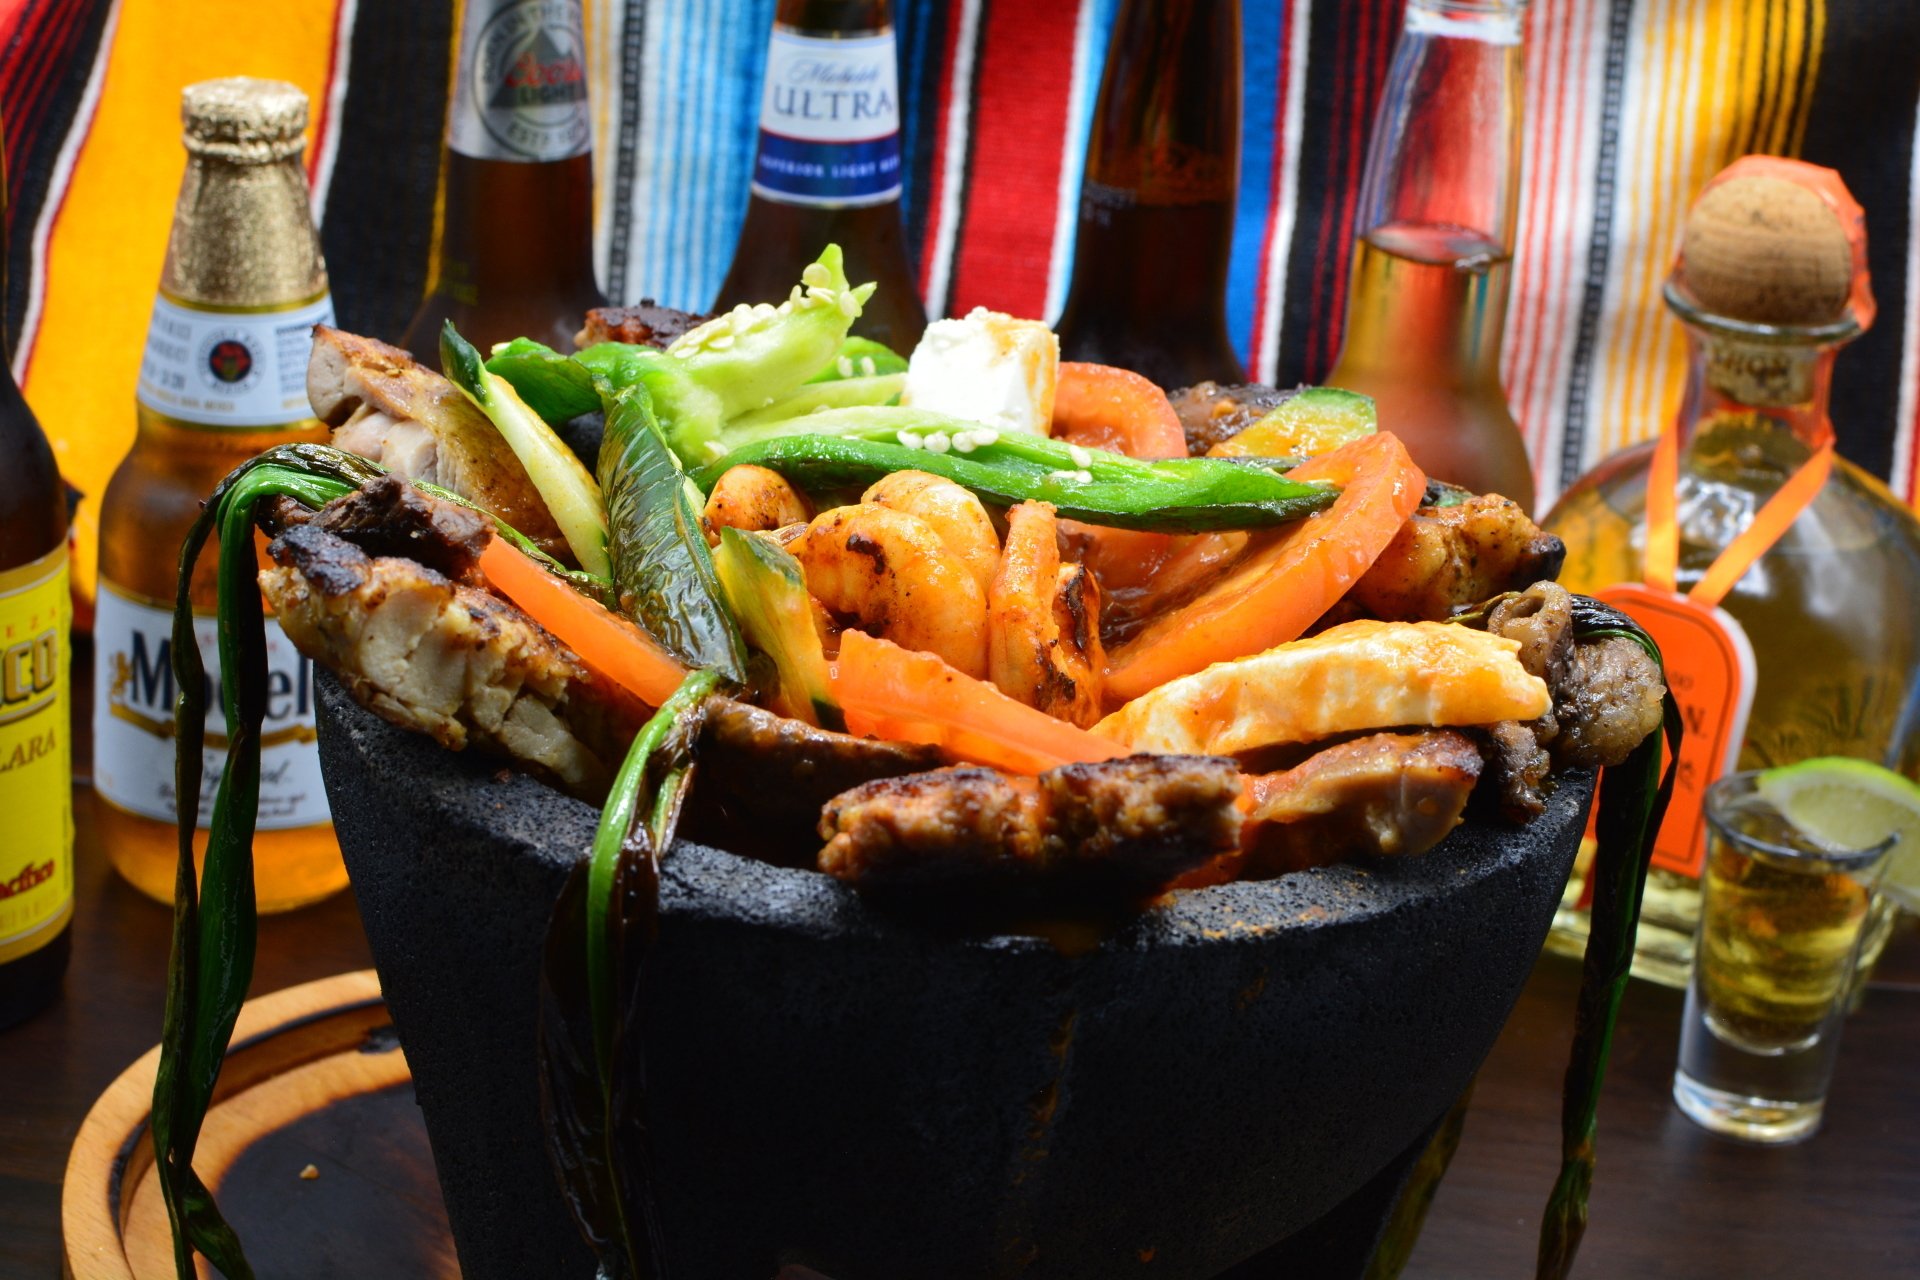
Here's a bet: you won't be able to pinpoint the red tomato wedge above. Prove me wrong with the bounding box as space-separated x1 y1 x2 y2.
1051 362 1188 459
831 629 1127 774
480 536 687 707
1103 432 1427 703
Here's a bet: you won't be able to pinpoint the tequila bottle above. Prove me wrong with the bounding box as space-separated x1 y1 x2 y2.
1545 161 1920 986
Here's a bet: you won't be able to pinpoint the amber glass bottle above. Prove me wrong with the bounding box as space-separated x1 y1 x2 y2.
1323 0 1534 509
1054 0 1246 389
0 133 73 1029
94 80 340 913
400 0 605 357
713 0 927 352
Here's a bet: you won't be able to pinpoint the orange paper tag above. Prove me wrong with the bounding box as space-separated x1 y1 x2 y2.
1595 582 1755 878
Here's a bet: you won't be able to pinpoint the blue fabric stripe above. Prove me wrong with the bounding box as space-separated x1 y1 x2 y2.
1047 0 1122 321
1230 0 1286 368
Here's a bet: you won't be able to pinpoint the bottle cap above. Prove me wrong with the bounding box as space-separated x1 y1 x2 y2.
182 77 309 163
1672 155 1873 332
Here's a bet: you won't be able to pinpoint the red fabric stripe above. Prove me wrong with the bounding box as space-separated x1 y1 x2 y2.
1252 0 1298 373
916 0 971 304
307 0 349 186
943 0 1078 322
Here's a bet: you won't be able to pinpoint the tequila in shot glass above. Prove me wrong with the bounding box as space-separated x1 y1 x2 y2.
1673 772 1893 1144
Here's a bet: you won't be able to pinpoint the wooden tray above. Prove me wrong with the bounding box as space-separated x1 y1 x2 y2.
62 969 460 1279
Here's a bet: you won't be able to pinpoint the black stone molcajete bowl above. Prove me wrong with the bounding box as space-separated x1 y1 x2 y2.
316 675 1591 1280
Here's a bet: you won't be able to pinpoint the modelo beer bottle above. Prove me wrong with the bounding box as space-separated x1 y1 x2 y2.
400 0 605 356
1322 0 1535 510
713 0 927 352
1054 0 1247 389
94 79 341 913
0 131 73 1029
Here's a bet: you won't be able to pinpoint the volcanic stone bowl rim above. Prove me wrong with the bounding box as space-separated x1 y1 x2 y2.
316 676 1595 959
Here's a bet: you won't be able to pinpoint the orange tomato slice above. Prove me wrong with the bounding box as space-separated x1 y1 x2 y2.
1051 362 1188 460
1103 432 1426 703
831 629 1127 774
480 536 687 707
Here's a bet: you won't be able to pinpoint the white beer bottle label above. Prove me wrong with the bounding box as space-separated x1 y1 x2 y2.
92 585 331 831
450 0 592 162
135 293 334 428
752 27 903 207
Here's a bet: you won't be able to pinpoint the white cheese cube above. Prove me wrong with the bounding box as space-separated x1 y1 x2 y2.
900 307 1058 436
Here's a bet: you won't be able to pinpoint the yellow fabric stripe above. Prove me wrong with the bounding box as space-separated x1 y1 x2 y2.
22 0 346 610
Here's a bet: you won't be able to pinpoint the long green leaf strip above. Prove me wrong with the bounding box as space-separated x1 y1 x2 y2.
1535 613 1683 1280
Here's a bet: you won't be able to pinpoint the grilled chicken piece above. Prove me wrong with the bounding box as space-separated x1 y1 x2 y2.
575 300 708 350
1242 731 1483 876
1349 495 1567 623
688 698 944 860
1167 381 1293 456
260 523 646 798
307 326 568 559
818 754 1242 903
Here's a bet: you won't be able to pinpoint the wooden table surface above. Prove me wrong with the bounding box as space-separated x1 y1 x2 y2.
4 784 1916 1279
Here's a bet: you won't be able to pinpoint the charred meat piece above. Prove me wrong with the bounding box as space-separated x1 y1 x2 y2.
1473 720 1553 823
307 326 568 559
1167 382 1293 456
1349 495 1568 623
1242 731 1483 876
260 523 646 798
575 300 709 350
1553 635 1666 770
689 698 944 859
282 475 493 586
818 754 1242 904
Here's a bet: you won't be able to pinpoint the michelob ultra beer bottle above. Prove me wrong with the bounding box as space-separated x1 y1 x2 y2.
713 0 927 352
1054 0 1247 389
94 79 340 913
401 0 605 356
0 129 73 1029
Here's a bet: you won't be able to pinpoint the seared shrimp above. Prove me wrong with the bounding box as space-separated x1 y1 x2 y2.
862 469 1001 597
703 464 812 543
792 503 990 676
988 501 1105 726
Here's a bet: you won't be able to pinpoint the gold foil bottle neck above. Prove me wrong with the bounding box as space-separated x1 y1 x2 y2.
160 77 328 309
182 77 308 163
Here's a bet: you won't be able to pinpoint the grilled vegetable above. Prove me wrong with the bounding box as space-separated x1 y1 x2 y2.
711 527 841 729
694 418 1339 533
442 324 610 577
726 373 907 432
807 335 908 383
597 383 746 682
1208 386 1377 459
1051 362 1188 459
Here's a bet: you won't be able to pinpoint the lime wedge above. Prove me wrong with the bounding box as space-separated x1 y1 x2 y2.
1757 757 1920 912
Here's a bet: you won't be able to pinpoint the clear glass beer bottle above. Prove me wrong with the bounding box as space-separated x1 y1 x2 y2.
94 79 341 912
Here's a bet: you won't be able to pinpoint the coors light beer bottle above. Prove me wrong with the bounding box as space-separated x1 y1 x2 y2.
401 0 605 355
713 0 927 351
94 79 340 913
1054 0 1247 389
0 130 72 1028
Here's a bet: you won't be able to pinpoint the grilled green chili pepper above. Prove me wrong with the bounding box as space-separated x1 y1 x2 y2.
693 422 1338 532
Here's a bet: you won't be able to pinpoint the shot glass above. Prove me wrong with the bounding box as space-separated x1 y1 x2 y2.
1672 772 1894 1144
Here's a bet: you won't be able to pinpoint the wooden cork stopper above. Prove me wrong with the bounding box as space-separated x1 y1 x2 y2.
1678 174 1853 325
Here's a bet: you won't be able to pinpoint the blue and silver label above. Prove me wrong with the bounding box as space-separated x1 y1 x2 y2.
753 28 902 207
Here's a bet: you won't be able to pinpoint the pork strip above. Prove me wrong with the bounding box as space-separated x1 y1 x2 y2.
575 301 708 350
1350 495 1567 623
1241 730 1483 876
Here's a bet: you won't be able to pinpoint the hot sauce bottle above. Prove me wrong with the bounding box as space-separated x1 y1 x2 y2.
93 80 341 913
1546 159 1920 986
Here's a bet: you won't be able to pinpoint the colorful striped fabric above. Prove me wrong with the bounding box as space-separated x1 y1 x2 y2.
6 0 1920 608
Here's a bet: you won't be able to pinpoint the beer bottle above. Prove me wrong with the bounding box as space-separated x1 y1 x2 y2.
400 0 605 357
713 0 927 352
1322 0 1535 509
0 132 73 1030
94 79 341 913
1053 0 1247 390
